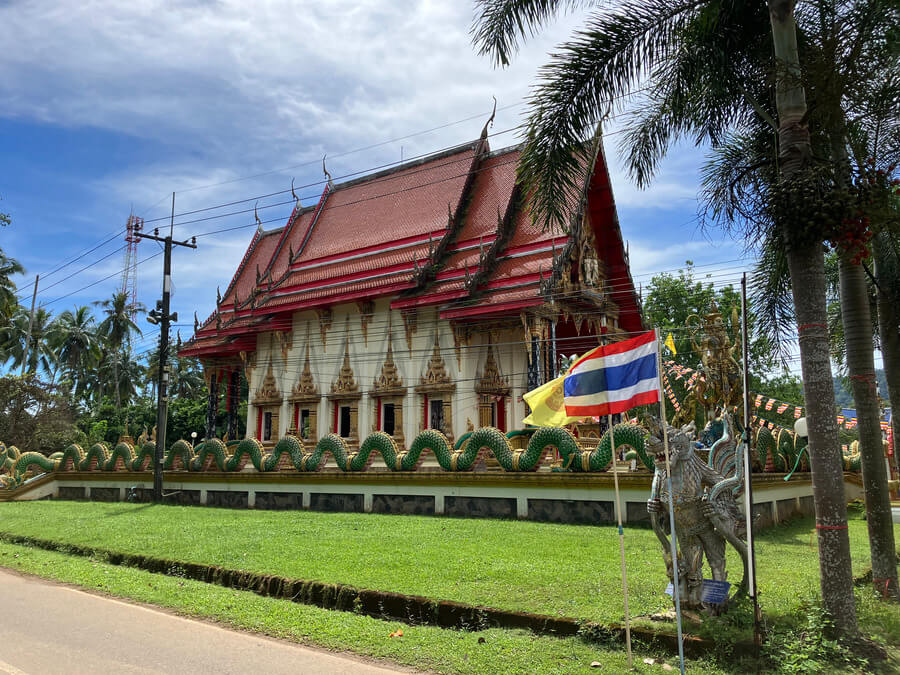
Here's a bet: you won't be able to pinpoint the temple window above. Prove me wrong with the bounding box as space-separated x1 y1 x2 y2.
382 403 395 436
299 408 311 439
251 360 283 445
339 406 352 438
262 409 279 442
328 336 361 446
429 399 445 431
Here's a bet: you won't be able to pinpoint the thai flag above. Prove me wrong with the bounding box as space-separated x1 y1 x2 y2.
564 329 660 417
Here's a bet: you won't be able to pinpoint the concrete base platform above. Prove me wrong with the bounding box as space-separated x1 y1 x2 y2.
5 470 865 528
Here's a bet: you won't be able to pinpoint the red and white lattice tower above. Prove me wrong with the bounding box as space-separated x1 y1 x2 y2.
122 214 143 318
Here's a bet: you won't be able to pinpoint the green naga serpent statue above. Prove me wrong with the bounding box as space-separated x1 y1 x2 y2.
0 424 654 486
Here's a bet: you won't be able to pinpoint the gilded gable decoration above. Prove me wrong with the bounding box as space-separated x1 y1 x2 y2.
402 309 417 353
476 338 510 396
416 332 455 394
329 335 360 399
291 340 319 401
372 338 404 395
276 330 293 362
452 323 471 369
357 301 375 347
253 360 281 404
316 308 333 351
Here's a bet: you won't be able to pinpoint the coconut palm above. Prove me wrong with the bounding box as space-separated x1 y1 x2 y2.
94 291 145 410
698 2 899 600
471 0 875 633
48 306 101 402
173 356 205 398
0 306 57 377
0 248 24 322
98 347 145 409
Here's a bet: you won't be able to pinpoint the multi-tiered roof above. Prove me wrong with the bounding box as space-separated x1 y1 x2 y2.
181 133 642 359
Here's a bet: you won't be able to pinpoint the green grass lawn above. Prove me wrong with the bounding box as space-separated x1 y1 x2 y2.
0 540 733 675
0 501 897 673
0 500 894 631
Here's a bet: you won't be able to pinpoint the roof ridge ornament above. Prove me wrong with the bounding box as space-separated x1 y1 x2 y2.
254 201 262 230
291 177 301 208
193 311 199 333
480 96 497 141
322 155 333 187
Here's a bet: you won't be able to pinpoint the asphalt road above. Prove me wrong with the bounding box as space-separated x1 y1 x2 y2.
0 568 405 675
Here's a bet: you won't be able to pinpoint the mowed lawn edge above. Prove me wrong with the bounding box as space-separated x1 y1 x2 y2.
0 501 895 633
0 540 734 675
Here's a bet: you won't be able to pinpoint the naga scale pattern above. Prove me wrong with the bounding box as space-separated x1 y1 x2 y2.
2 417 858 490
0 424 654 486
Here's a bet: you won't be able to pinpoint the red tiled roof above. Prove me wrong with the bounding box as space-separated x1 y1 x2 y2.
181 136 643 359
264 209 313 285
299 147 476 260
220 226 282 309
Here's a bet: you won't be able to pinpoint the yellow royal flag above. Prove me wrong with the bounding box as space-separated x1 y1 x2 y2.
664 332 677 355
522 375 583 427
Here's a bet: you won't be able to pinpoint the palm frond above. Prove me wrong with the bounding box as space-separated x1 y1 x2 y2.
471 0 593 67
750 232 795 368
517 0 707 230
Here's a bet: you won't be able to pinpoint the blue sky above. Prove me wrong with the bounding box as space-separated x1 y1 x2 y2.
0 1 747 363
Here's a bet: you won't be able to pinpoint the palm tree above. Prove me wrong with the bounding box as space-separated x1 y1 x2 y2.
0 306 57 377
472 0 866 633
48 306 101 402
173 356 205 398
94 291 145 410
0 248 24 323
701 2 899 601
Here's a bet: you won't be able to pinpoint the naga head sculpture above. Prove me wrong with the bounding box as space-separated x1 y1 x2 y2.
644 417 696 469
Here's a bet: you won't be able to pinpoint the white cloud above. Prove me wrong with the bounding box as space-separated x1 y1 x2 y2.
1 1 706 318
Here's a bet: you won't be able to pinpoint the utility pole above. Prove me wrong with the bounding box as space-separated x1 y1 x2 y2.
137 193 196 503
20 275 39 377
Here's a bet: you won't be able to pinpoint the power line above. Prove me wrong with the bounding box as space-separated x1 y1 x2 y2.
11 86 654 302
142 127 520 226
16 112 658 302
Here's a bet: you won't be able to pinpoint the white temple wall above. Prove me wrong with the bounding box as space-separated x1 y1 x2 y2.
245 298 542 445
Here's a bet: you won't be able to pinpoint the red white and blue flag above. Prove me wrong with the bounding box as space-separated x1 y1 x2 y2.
564 329 660 417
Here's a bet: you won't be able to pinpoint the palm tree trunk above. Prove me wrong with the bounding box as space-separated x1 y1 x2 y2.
114 357 121 411
839 253 899 599
830 126 899 600
767 0 857 635
874 242 900 486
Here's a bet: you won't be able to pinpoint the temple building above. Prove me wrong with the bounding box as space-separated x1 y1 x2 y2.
180 125 644 448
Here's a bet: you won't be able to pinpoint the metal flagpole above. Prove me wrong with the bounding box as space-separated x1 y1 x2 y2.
741 273 761 647
601 324 633 668
607 411 633 668
656 329 686 675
